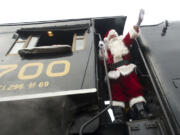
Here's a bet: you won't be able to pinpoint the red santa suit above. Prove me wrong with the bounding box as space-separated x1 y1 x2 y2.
99 28 146 108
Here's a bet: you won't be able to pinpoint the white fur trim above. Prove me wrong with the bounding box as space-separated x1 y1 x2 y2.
108 64 136 79
104 100 125 108
129 28 139 39
112 101 125 108
129 96 146 108
117 64 136 76
108 70 120 79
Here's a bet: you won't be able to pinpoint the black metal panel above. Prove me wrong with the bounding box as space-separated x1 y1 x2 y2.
139 21 180 132
0 96 70 135
17 23 90 33
0 18 100 134
0 48 93 98
127 119 167 135
0 22 95 99
94 16 126 37
81 34 96 89
0 93 97 135
0 16 128 135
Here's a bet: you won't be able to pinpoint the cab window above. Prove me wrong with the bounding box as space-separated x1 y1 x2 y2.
72 32 86 51
8 28 86 56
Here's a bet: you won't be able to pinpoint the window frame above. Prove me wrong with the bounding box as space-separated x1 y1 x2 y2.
26 35 40 49
72 32 86 52
8 29 87 56
7 35 40 55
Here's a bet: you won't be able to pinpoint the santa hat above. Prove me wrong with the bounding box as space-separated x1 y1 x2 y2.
104 29 118 42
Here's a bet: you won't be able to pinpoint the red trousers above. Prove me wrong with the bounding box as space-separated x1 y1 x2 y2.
110 72 143 102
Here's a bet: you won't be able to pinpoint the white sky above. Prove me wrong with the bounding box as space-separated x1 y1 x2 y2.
0 0 180 32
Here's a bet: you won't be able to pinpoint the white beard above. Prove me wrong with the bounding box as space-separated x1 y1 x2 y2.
107 37 129 63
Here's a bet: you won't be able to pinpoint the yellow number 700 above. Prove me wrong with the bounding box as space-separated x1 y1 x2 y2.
0 60 70 80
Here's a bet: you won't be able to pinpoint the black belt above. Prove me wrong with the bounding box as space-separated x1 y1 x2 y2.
108 60 130 70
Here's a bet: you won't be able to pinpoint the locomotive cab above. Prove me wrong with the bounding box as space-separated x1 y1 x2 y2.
0 17 178 135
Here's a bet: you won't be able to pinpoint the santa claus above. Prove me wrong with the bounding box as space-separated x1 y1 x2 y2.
99 11 152 123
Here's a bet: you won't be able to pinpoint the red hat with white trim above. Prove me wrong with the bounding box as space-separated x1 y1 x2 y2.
104 29 118 42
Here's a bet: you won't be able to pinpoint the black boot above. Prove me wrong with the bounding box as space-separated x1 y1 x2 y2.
131 102 153 120
112 106 126 124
